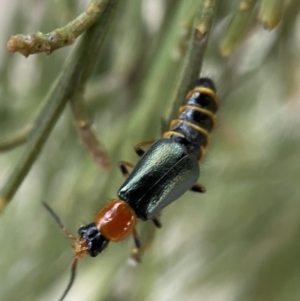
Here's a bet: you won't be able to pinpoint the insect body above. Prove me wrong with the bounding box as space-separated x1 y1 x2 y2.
119 139 200 221
44 77 218 301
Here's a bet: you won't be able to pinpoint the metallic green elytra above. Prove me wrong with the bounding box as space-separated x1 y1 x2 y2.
118 139 199 220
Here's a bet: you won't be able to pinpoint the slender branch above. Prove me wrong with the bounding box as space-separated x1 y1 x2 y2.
173 17 194 61
7 0 109 57
164 0 218 127
0 0 120 213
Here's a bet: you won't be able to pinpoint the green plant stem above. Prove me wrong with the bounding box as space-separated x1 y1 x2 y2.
164 0 218 127
0 0 120 213
259 0 285 30
220 0 258 57
7 0 110 57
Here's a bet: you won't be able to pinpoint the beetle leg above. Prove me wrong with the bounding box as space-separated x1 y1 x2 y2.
132 227 141 249
131 227 142 263
190 183 206 193
152 216 162 228
134 140 156 157
118 161 135 178
130 218 161 263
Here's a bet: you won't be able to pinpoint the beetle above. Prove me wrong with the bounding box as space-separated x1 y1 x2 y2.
44 77 219 301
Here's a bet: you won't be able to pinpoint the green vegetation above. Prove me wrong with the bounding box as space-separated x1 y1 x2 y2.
0 0 299 301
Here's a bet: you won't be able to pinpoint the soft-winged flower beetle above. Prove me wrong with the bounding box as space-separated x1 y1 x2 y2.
44 77 219 300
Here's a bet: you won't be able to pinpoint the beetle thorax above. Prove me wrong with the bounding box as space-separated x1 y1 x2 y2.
94 199 137 242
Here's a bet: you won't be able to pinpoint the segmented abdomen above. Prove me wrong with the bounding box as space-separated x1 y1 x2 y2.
163 78 219 161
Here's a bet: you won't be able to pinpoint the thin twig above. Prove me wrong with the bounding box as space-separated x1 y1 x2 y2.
7 0 109 57
0 0 120 213
164 0 218 128
70 94 110 169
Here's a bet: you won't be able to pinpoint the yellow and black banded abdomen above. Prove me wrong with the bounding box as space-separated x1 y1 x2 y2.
163 78 219 161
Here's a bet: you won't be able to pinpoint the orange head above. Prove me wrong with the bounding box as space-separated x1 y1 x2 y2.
43 199 137 301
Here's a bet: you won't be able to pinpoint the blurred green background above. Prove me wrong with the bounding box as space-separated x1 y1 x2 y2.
1 0 300 301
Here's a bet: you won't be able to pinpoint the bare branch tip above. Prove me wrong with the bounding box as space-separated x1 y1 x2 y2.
195 25 208 39
7 35 33 57
220 47 231 58
261 18 279 31
7 37 17 52
78 121 89 129
239 2 249 11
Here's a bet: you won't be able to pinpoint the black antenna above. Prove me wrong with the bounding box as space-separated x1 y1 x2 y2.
43 202 80 300
43 202 77 240
58 258 78 301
